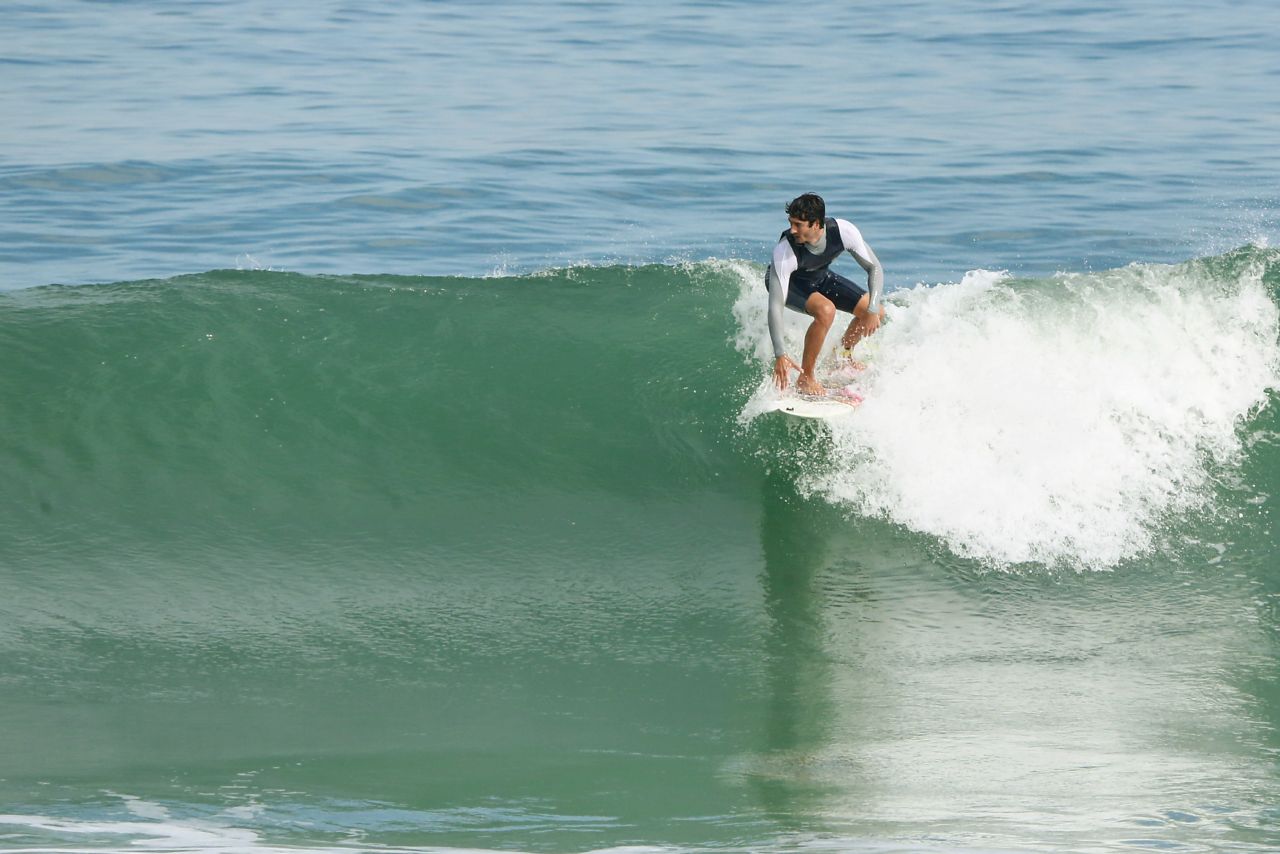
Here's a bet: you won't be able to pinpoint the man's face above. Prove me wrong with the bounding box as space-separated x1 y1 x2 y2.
788 216 824 245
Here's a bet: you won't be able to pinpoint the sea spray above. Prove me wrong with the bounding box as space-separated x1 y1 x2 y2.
735 247 1280 568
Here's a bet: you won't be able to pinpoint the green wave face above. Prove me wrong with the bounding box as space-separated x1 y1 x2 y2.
4 246 1279 571
2 263 759 555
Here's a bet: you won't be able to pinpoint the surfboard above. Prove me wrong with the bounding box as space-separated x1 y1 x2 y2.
764 343 874 420
765 394 859 420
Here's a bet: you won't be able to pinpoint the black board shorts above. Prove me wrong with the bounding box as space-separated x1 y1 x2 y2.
786 271 867 314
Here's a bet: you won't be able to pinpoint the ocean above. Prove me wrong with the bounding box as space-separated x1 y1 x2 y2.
2 2 1279 852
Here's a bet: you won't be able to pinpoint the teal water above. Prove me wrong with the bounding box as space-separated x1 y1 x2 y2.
3 0 1279 287
3 252 1280 851
4 1 1280 851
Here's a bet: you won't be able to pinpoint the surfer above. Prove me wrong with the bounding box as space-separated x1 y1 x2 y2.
766 193 884 395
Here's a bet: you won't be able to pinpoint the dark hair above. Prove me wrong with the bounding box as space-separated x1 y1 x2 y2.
785 193 825 225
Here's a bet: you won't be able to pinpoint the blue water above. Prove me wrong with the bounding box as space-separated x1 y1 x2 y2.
4 3 1280 853
4 0 1278 290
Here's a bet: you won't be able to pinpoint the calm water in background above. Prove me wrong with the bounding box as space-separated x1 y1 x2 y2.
3 2 1280 853
3 0 1279 288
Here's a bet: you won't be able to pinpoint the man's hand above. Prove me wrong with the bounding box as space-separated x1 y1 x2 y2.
774 355 799 390
857 310 882 338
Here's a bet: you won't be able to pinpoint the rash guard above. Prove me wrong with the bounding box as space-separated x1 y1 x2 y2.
766 218 883 359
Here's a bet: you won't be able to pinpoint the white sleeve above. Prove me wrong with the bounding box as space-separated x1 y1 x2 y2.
836 219 884 313
767 240 798 359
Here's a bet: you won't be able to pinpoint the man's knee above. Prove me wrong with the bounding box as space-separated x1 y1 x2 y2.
806 294 836 325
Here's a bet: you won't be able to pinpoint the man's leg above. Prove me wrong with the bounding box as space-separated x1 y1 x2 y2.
798 292 836 395
840 292 886 351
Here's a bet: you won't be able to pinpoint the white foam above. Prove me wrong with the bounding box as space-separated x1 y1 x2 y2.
0 812 261 851
732 257 1280 568
0 811 492 854
0 808 1013 854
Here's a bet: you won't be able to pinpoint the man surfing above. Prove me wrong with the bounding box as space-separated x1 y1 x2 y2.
766 193 885 395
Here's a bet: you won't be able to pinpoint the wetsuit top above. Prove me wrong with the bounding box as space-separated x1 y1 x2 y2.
766 217 883 360
781 217 848 289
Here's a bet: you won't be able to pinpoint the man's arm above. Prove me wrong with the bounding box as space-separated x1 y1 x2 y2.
768 241 799 389
836 219 883 312
768 241 798 359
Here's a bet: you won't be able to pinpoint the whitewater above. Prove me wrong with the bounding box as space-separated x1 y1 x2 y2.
738 248 1280 567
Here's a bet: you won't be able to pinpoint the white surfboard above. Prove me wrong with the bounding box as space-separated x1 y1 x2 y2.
766 395 859 420
763 342 875 420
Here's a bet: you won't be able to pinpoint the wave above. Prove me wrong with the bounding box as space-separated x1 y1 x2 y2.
736 244 1280 568
3 247 1278 570
1 263 763 573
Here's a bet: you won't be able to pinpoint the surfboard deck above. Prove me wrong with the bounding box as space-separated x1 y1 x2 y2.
763 343 876 420
766 395 859 420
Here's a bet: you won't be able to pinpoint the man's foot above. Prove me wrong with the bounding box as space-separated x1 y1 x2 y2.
834 346 867 371
796 374 827 396
835 386 864 406
829 362 867 380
